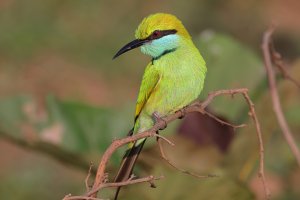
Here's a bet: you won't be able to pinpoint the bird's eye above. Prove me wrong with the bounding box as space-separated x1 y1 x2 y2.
152 30 161 39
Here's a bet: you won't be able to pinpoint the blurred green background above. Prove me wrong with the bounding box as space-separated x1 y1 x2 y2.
0 0 300 199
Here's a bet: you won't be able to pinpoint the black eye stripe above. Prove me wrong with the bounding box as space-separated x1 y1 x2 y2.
147 29 177 40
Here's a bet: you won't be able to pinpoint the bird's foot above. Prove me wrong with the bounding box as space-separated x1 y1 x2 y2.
152 111 167 130
176 107 187 119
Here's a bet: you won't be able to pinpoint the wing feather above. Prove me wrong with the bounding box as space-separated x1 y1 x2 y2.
134 65 160 122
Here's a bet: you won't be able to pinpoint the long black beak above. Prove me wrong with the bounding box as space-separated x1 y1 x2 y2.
113 39 147 59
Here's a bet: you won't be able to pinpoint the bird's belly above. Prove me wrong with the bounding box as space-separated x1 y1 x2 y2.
144 76 202 117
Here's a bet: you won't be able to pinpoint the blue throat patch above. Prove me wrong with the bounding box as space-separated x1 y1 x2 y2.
141 34 180 60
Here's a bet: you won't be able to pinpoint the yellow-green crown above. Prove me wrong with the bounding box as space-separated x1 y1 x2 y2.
135 13 191 40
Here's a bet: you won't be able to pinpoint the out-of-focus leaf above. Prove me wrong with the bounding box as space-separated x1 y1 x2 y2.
196 30 264 120
0 95 133 165
46 95 113 152
0 96 30 136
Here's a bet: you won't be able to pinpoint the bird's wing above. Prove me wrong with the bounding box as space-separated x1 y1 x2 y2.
134 64 160 122
113 66 160 200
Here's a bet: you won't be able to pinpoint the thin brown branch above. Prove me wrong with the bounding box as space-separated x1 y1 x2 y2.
270 45 300 89
88 175 163 196
91 88 251 197
64 175 163 200
85 163 93 192
199 89 271 199
90 133 171 197
155 133 175 146
241 91 271 199
262 26 300 167
64 88 270 200
203 110 246 129
63 194 104 200
157 138 218 179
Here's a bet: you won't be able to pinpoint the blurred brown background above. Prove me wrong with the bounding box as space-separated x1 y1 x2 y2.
0 0 300 199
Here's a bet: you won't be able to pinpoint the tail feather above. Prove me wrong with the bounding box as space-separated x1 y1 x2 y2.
113 139 146 200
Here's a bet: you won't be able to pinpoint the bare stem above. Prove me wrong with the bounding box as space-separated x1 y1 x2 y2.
64 88 270 200
262 26 300 167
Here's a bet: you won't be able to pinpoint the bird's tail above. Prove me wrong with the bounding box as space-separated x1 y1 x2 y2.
113 138 146 200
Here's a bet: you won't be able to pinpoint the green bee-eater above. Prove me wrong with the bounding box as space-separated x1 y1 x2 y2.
113 13 207 199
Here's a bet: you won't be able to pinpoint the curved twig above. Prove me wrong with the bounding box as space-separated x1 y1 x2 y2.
262 26 300 167
64 88 270 200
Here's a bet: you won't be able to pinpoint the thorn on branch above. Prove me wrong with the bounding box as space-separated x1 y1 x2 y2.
148 175 157 188
248 111 252 117
258 172 263 178
85 162 94 192
103 173 109 183
63 194 72 200
129 174 136 181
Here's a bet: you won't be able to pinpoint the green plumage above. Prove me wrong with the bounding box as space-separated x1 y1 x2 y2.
134 39 206 134
113 13 207 199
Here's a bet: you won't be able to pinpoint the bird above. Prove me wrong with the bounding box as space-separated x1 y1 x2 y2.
112 13 207 199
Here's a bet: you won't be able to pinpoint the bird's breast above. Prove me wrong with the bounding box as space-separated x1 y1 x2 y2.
144 58 204 117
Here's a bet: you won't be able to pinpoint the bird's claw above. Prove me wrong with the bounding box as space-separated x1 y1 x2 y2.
176 107 186 119
152 111 167 130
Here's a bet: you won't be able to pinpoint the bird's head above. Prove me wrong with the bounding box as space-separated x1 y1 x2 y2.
113 13 191 59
